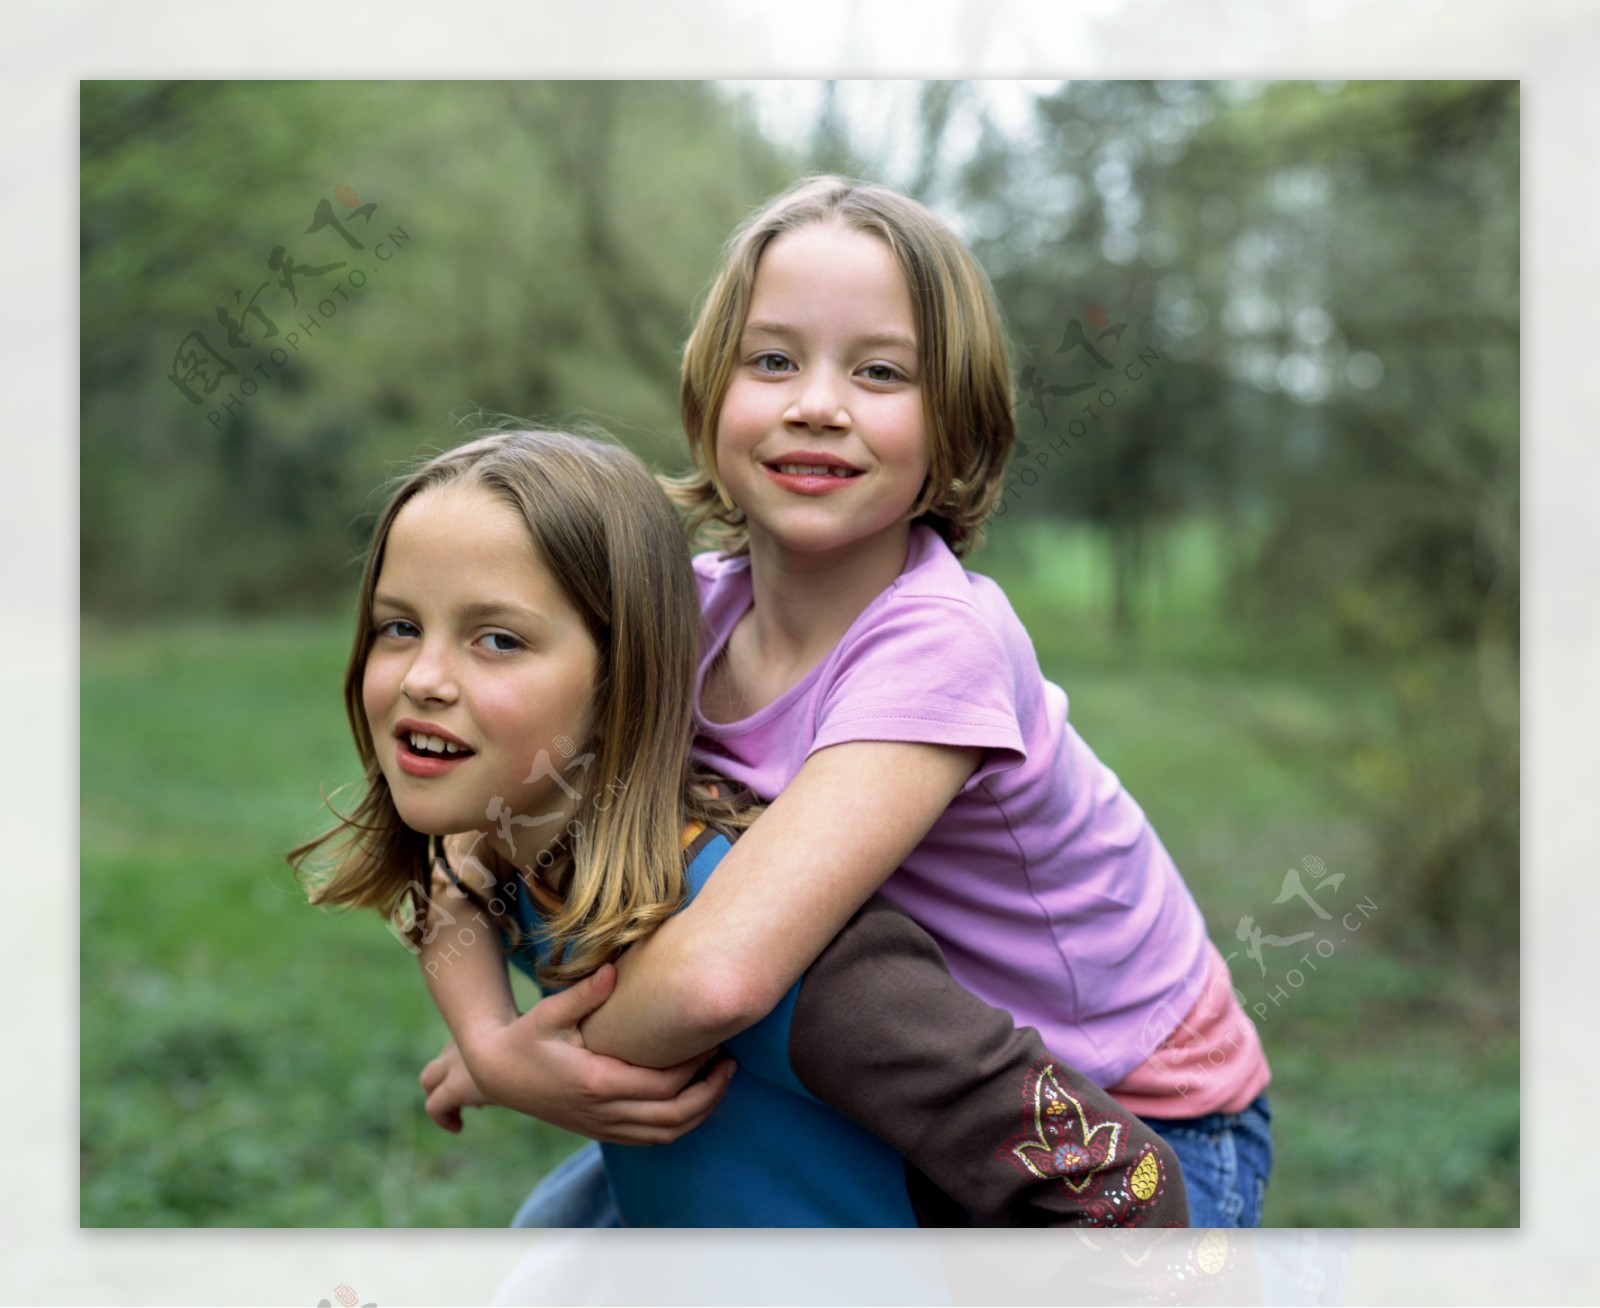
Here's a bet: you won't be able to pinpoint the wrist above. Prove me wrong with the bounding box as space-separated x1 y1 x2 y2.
457 1014 516 1092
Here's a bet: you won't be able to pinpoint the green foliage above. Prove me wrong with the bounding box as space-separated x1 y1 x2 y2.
1263 978 1518 1226
81 81 799 615
957 81 1517 644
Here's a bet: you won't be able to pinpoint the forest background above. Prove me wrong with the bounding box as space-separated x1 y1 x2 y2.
79 79 1519 1226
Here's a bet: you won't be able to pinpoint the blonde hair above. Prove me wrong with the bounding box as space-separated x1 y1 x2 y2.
290 427 755 985
668 175 1016 558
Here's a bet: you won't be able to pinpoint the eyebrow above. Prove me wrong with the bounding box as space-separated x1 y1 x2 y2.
371 594 550 626
740 320 919 356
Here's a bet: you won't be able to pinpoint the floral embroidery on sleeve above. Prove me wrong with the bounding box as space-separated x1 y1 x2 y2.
999 1058 1170 1225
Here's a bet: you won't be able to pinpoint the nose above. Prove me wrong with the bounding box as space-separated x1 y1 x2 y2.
786 366 850 432
400 638 458 705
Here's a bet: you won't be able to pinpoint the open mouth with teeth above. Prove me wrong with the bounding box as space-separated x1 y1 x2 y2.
767 462 860 478
402 731 475 759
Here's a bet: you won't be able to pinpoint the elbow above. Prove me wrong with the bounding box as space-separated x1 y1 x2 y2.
673 959 786 1045
590 931 795 1063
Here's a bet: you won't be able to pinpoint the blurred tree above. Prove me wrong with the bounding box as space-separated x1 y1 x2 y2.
1208 81 1519 950
954 81 1234 639
81 81 797 615
810 80 861 178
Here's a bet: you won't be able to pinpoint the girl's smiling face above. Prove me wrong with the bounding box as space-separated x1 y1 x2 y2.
715 221 930 570
361 481 599 859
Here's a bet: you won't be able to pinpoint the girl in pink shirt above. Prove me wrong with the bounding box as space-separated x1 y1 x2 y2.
491 177 1272 1225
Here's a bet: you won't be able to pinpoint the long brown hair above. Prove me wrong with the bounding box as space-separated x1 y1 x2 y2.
667 174 1016 558
290 427 754 984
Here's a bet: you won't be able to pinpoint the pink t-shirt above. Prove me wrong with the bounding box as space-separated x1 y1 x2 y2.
693 526 1257 1091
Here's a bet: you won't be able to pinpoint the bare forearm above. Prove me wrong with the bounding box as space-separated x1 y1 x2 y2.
580 790 860 1063
579 741 982 1065
417 893 519 1079
579 915 754 1065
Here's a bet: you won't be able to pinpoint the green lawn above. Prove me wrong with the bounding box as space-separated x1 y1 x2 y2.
80 590 1518 1226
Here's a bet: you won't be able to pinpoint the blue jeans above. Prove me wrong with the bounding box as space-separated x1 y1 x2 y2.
1140 1094 1273 1227
511 1141 618 1228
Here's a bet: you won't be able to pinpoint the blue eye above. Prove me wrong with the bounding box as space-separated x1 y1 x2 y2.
480 632 522 653
374 617 419 639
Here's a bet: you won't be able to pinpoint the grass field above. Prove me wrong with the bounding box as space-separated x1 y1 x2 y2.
80 536 1518 1226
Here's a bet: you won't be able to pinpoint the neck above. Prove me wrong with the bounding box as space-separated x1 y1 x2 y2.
458 815 575 896
742 524 915 663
